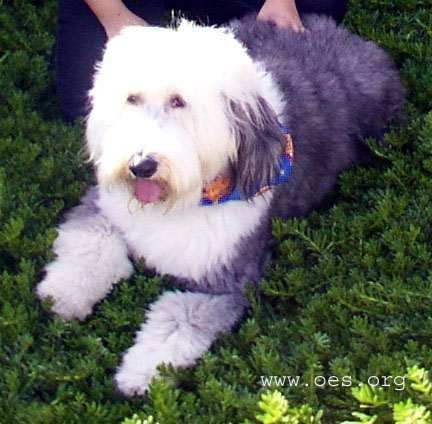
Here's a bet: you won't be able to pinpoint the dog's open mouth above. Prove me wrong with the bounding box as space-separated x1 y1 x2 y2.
133 178 165 203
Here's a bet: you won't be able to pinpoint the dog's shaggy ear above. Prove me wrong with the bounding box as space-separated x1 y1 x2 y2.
224 95 286 199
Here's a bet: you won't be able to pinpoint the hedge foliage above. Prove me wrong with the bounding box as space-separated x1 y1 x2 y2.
1 0 431 423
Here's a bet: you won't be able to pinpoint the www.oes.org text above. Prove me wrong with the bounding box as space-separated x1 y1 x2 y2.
260 375 406 391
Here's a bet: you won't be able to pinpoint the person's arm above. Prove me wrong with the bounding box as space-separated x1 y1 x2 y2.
257 0 305 31
84 0 148 38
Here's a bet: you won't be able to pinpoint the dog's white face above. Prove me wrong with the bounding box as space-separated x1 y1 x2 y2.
86 21 285 210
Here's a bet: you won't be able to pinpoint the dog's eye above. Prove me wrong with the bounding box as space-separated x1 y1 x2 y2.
127 94 142 105
170 94 186 109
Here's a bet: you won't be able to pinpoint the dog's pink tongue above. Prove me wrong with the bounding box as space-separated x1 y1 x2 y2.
134 179 163 203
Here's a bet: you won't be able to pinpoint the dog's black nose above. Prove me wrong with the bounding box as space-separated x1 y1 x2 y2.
129 158 158 178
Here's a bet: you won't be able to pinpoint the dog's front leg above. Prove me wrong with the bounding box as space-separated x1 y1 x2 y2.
36 199 133 320
115 290 246 396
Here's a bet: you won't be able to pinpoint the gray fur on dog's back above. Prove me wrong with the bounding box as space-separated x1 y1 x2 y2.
230 14 406 217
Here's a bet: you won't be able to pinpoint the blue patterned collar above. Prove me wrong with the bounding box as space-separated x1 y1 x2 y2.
200 123 294 206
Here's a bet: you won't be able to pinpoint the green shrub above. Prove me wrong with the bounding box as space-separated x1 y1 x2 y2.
1 1 431 423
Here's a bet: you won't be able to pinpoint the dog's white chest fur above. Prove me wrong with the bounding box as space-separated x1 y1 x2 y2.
97 186 271 282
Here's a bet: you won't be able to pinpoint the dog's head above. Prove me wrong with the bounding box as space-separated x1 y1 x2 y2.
86 21 286 209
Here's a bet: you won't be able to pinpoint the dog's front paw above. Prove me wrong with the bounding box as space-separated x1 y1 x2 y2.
36 274 93 320
114 364 158 396
114 341 167 396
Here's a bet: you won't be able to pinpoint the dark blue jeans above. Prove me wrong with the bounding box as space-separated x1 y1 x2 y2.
57 0 347 122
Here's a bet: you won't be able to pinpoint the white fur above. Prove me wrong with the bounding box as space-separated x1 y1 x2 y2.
36 212 133 320
98 185 272 281
37 22 283 394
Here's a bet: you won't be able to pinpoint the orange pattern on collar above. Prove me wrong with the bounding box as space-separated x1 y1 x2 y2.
201 132 294 206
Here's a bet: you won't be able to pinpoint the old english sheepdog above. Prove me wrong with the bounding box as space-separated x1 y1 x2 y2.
36 14 405 395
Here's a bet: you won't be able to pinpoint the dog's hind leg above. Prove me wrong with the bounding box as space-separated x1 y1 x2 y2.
115 290 246 396
36 191 133 320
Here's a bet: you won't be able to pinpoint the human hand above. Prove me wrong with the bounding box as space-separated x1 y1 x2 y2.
103 7 148 39
257 0 305 32
85 0 148 39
